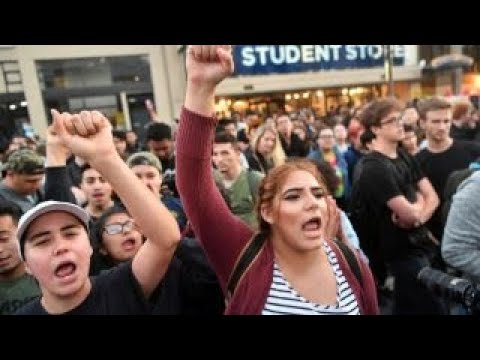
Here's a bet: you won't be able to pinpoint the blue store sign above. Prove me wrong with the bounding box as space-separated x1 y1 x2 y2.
234 45 405 76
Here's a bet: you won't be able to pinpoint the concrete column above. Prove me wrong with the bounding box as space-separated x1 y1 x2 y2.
149 46 174 126
162 45 187 119
17 47 48 139
119 91 131 131
0 66 6 93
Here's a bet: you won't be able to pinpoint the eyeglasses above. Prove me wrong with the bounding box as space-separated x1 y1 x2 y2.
103 219 136 235
380 116 403 126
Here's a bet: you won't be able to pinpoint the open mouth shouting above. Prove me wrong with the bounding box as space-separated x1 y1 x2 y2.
302 216 323 238
54 260 78 283
121 237 139 252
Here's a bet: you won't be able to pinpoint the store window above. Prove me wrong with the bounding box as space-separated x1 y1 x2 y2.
36 55 151 90
36 55 154 130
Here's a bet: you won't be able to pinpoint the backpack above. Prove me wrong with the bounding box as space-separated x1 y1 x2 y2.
226 232 364 302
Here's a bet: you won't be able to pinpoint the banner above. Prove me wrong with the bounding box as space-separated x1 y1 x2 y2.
233 45 406 75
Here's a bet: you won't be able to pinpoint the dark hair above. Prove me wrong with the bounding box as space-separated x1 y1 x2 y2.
360 129 376 148
360 98 403 131
80 164 92 181
214 131 237 147
93 204 131 248
218 118 237 129
90 204 141 271
214 131 240 151
112 130 127 141
146 123 172 142
311 159 339 195
0 201 23 224
0 138 9 154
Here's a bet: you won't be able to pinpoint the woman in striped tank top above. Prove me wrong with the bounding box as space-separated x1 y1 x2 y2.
176 45 379 315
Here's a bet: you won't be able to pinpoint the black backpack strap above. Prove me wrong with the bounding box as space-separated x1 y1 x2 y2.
246 170 255 202
227 232 267 300
226 235 363 302
334 239 363 287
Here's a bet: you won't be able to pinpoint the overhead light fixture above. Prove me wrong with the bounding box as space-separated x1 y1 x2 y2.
431 54 474 70
9 104 16 110
20 101 27 107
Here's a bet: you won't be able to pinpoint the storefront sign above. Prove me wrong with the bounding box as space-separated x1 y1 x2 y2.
234 45 406 75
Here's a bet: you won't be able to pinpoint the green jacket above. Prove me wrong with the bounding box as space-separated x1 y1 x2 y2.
214 169 263 229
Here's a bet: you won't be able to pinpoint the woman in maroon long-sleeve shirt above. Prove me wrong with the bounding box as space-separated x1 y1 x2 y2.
176 45 378 315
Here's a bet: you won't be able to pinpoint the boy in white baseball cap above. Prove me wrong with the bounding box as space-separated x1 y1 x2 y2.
15 109 181 315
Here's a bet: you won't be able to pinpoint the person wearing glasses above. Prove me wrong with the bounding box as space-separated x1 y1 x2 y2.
308 125 350 211
37 118 224 314
349 98 445 315
94 206 143 270
15 109 181 315
91 204 224 314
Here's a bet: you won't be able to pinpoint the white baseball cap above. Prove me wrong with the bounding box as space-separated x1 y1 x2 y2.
17 201 90 260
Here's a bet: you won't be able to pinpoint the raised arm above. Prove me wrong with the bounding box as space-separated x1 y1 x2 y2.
176 46 254 289
52 110 181 298
184 46 233 117
44 125 77 204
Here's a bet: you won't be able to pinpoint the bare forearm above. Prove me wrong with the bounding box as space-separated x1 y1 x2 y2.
419 194 439 224
389 197 422 226
184 83 216 118
415 178 440 225
92 154 180 249
45 145 68 167
410 195 424 222
45 153 67 167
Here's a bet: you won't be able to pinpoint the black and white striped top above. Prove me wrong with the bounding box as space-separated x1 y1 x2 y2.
262 243 360 315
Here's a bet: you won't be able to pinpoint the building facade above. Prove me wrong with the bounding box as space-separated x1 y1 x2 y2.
2 45 479 140
0 45 187 139
214 45 422 117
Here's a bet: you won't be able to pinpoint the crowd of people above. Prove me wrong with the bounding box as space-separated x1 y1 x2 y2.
1 45 480 315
